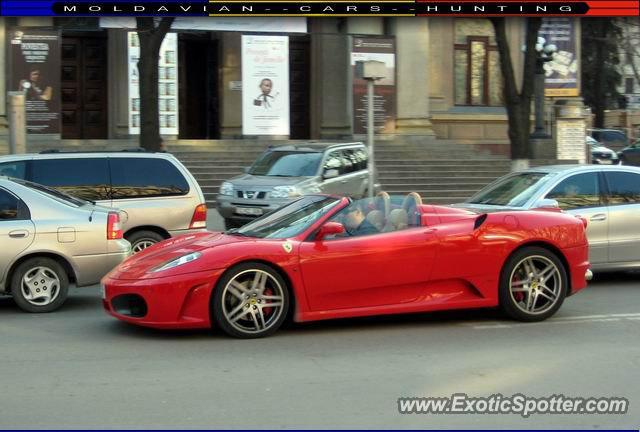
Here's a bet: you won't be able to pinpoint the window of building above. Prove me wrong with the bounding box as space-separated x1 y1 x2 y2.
454 19 503 107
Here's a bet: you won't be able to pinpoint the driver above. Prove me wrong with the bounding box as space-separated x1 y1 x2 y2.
343 204 379 237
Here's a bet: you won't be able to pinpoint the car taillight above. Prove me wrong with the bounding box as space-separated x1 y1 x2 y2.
190 204 207 229
107 212 123 240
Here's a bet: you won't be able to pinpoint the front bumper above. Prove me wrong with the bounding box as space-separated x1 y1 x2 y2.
216 195 290 222
102 268 225 329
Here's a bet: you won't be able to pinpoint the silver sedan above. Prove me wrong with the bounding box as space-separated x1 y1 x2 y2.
456 165 640 273
0 177 131 312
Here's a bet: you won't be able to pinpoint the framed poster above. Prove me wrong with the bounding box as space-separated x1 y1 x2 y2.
242 35 290 136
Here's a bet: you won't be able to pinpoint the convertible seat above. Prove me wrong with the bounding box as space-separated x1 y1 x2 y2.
365 209 385 232
383 208 409 232
402 192 423 226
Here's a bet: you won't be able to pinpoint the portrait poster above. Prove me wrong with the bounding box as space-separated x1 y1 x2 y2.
9 28 61 134
128 32 179 135
540 18 579 97
242 35 290 136
351 37 396 134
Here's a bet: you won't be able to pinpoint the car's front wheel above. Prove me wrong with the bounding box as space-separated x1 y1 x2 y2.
11 257 69 313
499 247 567 322
212 262 289 338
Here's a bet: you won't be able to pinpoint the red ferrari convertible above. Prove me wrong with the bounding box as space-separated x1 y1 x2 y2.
102 193 591 338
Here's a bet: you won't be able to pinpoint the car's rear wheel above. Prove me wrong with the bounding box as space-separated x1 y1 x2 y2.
499 247 567 322
11 257 69 313
127 230 165 254
212 262 289 338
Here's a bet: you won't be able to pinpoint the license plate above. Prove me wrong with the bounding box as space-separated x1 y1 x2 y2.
100 284 106 300
235 207 263 216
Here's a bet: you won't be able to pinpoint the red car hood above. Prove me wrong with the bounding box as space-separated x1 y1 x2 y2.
112 231 246 279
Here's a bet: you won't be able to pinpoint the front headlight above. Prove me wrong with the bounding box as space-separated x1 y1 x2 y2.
270 185 301 199
219 182 234 196
151 252 202 273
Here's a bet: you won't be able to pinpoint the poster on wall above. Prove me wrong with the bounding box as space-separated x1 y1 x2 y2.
351 37 396 134
128 32 179 135
540 18 579 97
242 35 290 136
9 28 61 134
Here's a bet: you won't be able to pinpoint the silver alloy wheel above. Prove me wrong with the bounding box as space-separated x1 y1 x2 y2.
509 255 562 315
21 266 61 306
132 240 156 253
221 269 286 335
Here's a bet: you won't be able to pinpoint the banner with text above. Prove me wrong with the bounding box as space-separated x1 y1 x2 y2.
541 18 579 97
127 32 179 135
351 36 396 134
242 35 290 136
9 28 61 134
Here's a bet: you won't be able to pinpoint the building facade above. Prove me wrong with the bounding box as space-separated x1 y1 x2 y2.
0 17 583 155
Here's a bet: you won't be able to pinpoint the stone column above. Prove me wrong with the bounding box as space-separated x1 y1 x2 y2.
310 19 351 138
391 18 434 136
108 29 130 138
219 32 242 138
554 99 587 164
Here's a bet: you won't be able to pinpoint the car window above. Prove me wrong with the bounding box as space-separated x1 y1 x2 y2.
248 151 322 177
233 195 340 239
323 150 345 175
30 158 110 201
602 131 628 144
0 161 27 179
0 188 20 220
604 171 640 205
546 172 601 210
466 172 553 207
110 158 189 199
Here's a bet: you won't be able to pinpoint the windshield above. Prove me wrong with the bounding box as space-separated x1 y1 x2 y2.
466 172 555 207
14 178 91 207
249 151 323 177
231 195 341 239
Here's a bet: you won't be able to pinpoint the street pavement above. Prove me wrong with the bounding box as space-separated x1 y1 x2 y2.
1 262 638 429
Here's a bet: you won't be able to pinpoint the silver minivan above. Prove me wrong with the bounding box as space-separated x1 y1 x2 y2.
0 152 207 253
216 142 370 228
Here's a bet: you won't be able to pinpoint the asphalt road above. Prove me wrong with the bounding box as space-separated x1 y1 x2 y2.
1 269 638 429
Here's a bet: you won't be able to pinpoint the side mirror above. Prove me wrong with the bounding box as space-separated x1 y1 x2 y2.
323 169 339 179
533 198 561 212
315 222 345 240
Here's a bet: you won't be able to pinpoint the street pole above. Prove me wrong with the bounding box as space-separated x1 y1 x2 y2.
8 91 27 154
532 59 547 138
367 79 374 199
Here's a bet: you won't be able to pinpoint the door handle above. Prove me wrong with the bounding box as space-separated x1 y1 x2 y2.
9 230 28 238
589 214 607 222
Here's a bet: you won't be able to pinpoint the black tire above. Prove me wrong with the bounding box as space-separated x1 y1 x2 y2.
11 257 69 313
499 246 568 322
126 230 165 254
212 262 289 339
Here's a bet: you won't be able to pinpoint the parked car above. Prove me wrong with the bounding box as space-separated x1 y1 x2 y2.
617 140 640 166
103 193 590 338
216 142 371 229
0 151 207 253
589 128 630 152
1 176 130 312
587 136 619 165
456 164 640 273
